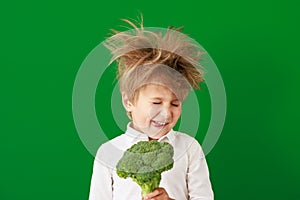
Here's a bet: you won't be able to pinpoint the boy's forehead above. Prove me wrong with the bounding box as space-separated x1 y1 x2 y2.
140 84 179 99
120 64 191 101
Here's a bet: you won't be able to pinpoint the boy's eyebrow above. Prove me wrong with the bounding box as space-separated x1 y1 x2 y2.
150 97 180 102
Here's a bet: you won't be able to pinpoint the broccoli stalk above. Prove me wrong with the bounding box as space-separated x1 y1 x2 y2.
116 140 174 198
135 175 161 197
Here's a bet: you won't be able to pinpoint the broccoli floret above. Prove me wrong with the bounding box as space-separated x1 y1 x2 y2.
116 140 174 198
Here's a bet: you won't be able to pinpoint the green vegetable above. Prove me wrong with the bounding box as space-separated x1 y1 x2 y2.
116 140 174 198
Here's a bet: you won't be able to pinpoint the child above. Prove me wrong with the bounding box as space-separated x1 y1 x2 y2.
89 18 214 200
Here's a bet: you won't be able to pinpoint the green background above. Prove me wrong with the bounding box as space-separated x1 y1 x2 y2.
1 0 299 199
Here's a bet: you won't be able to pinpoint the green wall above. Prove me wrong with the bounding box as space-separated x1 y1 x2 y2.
1 0 299 199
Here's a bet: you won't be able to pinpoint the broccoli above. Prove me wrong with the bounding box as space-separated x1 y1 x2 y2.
116 140 174 198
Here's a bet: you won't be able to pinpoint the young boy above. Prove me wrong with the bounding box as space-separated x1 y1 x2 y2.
89 19 214 200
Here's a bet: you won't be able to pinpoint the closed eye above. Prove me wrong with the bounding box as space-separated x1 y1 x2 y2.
153 102 161 105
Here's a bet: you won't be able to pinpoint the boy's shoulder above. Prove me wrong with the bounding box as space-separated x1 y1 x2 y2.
94 134 130 168
173 131 205 158
173 131 200 145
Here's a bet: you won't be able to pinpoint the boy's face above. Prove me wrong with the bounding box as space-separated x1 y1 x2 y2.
125 84 182 139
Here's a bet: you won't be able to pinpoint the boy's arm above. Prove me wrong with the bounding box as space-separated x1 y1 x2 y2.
88 158 113 200
187 140 214 200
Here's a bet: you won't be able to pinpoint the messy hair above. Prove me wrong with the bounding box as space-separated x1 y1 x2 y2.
104 17 205 103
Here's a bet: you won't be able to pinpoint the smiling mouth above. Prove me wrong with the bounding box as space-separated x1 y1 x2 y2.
151 120 169 127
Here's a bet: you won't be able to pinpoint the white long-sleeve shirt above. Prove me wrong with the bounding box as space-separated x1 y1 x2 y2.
89 123 214 200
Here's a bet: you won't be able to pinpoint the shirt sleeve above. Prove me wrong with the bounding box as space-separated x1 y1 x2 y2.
187 140 214 200
88 157 113 200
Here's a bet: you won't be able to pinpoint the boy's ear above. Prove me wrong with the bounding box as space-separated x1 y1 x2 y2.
121 92 133 111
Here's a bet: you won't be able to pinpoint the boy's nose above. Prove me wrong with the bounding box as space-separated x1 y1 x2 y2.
160 107 172 119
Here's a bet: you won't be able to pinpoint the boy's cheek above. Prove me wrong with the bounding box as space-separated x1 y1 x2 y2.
147 106 162 118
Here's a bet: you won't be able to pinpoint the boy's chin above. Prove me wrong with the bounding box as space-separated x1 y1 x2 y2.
146 127 172 139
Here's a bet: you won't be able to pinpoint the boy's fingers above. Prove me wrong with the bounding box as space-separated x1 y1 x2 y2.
145 188 163 199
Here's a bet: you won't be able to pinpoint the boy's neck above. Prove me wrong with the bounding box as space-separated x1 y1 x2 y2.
148 137 158 141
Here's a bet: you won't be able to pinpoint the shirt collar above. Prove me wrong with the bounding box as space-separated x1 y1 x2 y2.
125 122 148 142
125 122 176 146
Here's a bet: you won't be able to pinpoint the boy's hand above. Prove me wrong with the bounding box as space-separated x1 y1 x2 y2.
142 188 174 200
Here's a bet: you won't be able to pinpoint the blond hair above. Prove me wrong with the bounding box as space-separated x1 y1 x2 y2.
104 17 205 104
